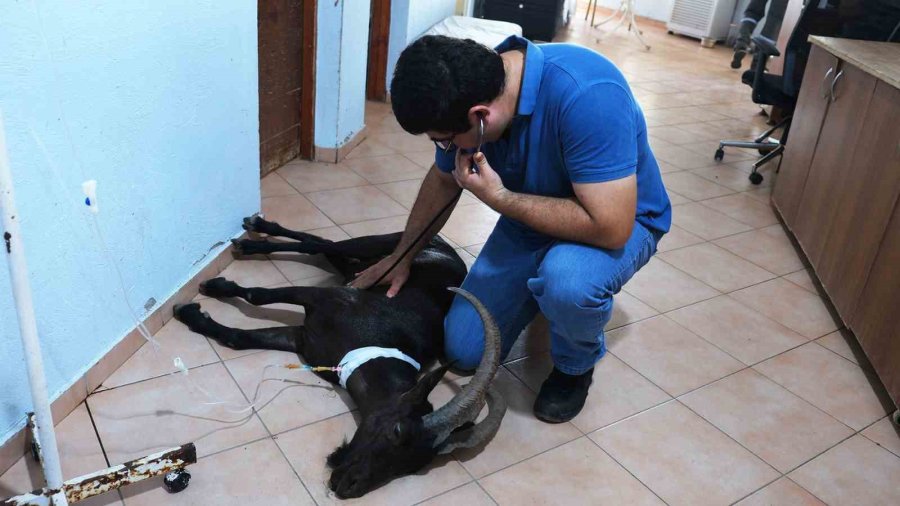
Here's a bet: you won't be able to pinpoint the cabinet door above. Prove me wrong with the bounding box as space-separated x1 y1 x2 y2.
818 82 900 320
792 62 877 269
772 46 837 224
851 193 900 408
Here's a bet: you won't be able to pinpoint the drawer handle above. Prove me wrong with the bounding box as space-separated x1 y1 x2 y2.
830 70 844 103
821 67 834 100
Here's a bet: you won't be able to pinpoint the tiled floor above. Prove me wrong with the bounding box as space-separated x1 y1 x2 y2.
3 10 899 506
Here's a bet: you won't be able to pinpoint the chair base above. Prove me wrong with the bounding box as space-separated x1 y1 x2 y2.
716 115 791 185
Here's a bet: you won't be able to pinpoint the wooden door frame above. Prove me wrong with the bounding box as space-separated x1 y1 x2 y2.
366 0 391 101
300 0 317 159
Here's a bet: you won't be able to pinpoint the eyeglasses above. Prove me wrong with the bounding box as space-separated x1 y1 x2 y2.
433 116 484 154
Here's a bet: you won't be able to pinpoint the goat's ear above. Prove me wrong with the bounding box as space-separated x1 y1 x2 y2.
401 363 451 404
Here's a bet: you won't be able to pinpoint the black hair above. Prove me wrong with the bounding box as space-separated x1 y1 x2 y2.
390 35 506 135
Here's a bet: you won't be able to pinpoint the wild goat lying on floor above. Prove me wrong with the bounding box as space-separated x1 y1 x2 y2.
173 216 505 499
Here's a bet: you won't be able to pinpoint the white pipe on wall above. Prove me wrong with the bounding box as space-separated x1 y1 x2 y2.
0 110 69 506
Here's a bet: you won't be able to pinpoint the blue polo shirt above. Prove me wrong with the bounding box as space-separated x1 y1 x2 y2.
435 36 671 241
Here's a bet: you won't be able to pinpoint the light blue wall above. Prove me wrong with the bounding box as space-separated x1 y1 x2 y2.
595 0 674 22
386 0 457 95
315 0 370 149
0 1 260 443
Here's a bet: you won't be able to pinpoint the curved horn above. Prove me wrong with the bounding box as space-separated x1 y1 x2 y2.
435 385 506 454
424 287 501 446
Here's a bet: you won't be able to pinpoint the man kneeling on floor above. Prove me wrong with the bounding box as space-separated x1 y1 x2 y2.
352 35 671 423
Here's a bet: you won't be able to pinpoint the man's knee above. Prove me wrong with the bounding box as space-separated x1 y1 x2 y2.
444 301 486 373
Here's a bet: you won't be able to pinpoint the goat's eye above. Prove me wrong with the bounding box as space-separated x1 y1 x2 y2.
391 422 404 443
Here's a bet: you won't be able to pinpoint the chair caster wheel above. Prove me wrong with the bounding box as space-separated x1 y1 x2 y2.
714 149 725 162
164 469 191 493
749 172 764 185
892 409 900 426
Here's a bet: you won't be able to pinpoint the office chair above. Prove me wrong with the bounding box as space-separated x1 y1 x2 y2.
716 1 842 185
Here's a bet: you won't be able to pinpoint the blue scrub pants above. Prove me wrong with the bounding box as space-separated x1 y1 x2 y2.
445 219 660 375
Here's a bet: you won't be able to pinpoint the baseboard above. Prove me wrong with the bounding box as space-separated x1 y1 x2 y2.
313 126 368 163
0 238 240 477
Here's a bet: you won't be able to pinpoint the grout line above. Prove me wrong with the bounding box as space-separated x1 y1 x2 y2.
585 436 672 505
84 398 111 468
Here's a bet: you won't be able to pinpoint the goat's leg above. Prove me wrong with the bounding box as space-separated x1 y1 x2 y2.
243 215 327 242
232 238 341 256
199 277 324 308
173 302 301 352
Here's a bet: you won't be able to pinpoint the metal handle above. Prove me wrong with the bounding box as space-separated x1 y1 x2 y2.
830 70 845 103
820 67 834 100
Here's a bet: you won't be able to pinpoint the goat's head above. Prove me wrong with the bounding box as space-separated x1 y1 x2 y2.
326 287 506 499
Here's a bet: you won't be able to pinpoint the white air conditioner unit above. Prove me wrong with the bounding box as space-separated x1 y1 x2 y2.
667 0 738 47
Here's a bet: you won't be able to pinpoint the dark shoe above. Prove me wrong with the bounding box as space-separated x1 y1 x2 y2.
533 367 594 423
731 48 747 69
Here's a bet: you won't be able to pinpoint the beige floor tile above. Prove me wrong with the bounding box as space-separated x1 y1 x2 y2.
692 164 775 193
0 404 121 506
654 143 722 170
789 435 900 506
480 437 664 506
816 329 863 365
506 352 670 433
649 125 703 144
276 412 471 506
223 350 353 434
668 295 807 365
341 215 410 237
418 483 493 506
376 179 478 210
104 318 220 389
667 189 692 204
306 186 407 225
370 132 434 154
402 150 436 170
463 242 484 257
734 478 825 506
193 290 305 361
346 137 396 159
730 278 839 339
450 369 581 478
262 194 335 231
714 226 805 276
623 257 720 312
861 417 900 458
440 203 500 248
261 172 298 197
783 268 819 294
657 161 682 173
655 224 704 253
504 314 551 363
700 193 779 228
455 248 476 270
591 401 779 505
89 363 269 464
662 171 734 201
218 256 288 288
681 369 853 473
277 161 367 193
609 290 659 330
121 438 314 505
754 343 890 430
344 154 428 184
607 315 744 396
672 202 754 240
742 185 774 203
658 243 775 292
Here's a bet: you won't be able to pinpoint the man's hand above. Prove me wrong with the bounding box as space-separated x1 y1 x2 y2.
452 152 507 207
348 254 412 298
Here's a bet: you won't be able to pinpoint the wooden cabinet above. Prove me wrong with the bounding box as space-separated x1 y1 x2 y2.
773 39 900 409
772 47 837 223
819 82 900 319
793 63 876 270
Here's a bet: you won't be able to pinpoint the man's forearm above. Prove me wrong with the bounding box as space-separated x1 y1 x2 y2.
487 190 630 249
393 166 461 260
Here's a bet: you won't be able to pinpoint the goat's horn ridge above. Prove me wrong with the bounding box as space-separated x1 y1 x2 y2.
423 287 502 447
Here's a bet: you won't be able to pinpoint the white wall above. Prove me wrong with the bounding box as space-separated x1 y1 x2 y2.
0 1 260 444
595 0 674 22
315 0 371 149
387 0 458 93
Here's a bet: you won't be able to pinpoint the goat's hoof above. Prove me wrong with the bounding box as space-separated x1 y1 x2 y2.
200 277 237 298
173 303 202 321
242 215 264 233
231 238 245 255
